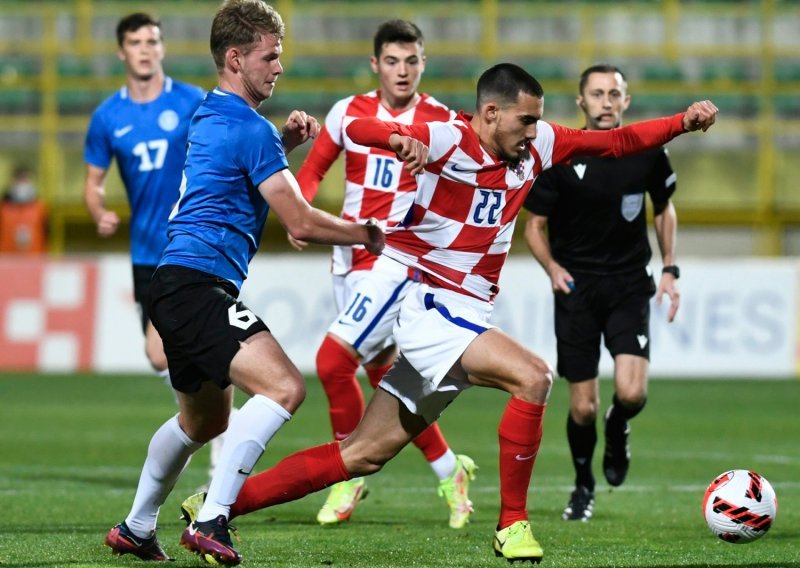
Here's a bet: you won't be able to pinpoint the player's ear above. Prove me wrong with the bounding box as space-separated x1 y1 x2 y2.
622 94 631 111
369 56 379 74
481 102 499 123
576 95 586 111
226 48 241 72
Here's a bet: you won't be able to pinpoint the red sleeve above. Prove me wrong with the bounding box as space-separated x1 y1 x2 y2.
295 126 341 203
345 117 430 150
551 113 686 166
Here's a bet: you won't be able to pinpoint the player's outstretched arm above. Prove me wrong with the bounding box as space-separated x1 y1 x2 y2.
346 117 430 175
388 133 429 176
260 169 384 255
552 100 719 165
83 164 120 237
281 110 321 154
681 100 718 132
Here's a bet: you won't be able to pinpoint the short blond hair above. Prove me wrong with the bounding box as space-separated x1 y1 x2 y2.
210 0 285 71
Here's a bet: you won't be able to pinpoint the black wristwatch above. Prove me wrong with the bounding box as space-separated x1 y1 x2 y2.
662 265 680 279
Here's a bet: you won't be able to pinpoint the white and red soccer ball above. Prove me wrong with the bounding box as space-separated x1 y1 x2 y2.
702 469 778 543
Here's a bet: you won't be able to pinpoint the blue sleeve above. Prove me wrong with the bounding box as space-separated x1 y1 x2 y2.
84 110 112 169
233 117 288 187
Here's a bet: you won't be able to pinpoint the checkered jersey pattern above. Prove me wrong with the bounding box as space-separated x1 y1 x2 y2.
296 91 453 274
346 111 686 303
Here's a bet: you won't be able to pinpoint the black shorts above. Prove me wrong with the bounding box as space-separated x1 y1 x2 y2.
132 264 157 333
149 264 269 393
554 267 656 382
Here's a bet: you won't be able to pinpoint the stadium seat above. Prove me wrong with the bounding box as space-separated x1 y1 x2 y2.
168 57 216 81
268 90 336 116
58 57 93 77
701 61 750 83
58 90 106 115
286 59 327 78
0 89 38 113
1 56 40 79
775 63 800 82
642 63 685 82
524 61 569 81
774 95 800 117
627 93 688 116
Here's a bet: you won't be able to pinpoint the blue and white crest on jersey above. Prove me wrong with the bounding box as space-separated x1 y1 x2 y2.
621 193 644 222
158 109 179 132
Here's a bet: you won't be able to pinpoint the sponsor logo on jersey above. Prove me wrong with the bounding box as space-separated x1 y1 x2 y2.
113 125 134 138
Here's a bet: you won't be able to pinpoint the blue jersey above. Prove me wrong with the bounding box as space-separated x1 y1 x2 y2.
84 77 205 266
159 88 288 290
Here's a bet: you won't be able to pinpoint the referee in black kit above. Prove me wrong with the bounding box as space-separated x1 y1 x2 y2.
523 63 680 522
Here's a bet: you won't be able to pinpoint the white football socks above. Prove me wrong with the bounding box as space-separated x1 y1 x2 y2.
430 449 458 481
126 415 203 538
197 394 291 522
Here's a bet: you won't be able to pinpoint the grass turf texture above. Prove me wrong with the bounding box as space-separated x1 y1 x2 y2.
0 373 798 568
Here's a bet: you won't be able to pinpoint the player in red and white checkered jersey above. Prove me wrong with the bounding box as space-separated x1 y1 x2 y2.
223 63 717 563
291 20 475 529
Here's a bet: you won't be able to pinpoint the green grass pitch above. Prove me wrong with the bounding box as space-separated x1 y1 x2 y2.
1 373 798 567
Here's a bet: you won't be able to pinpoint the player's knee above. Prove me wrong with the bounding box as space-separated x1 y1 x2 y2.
316 336 360 385
570 398 598 424
615 386 647 408
274 375 306 412
616 389 647 411
526 357 554 389
513 356 553 402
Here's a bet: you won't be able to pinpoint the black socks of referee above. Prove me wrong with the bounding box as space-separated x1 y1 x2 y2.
606 393 647 428
568 395 647 492
567 414 596 492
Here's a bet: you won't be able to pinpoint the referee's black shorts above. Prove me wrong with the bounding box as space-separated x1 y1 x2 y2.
554 267 656 382
149 264 269 393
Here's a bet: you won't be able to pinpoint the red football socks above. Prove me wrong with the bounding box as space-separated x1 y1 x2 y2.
412 423 449 462
230 442 349 520
497 397 546 529
316 336 363 441
364 362 392 389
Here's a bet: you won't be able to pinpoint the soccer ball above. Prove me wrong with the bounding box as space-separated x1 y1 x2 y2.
702 469 778 543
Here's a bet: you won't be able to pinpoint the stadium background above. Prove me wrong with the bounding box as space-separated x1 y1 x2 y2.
1 0 800 376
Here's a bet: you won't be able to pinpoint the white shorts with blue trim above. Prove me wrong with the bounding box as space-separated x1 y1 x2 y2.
380 283 496 423
328 255 416 362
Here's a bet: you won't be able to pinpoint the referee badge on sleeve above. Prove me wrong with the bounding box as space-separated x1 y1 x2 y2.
621 193 644 222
